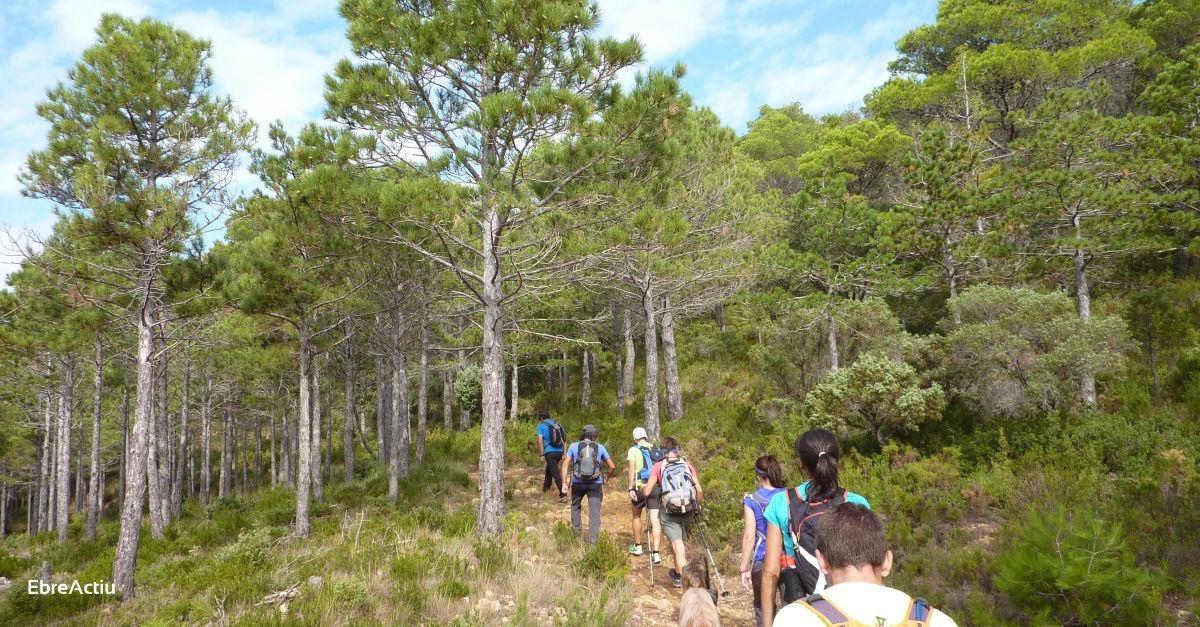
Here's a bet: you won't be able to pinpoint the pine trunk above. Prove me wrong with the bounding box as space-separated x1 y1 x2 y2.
580 350 592 409
661 297 683 423
200 380 211 505
219 406 230 499
477 207 507 536
622 308 636 412
1075 248 1097 407
255 413 263 489
56 362 73 544
311 360 323 504
270 410 278 488
510 360 519 421
827 312 840 373
442 369 454 429
388 320 410 504
154 336 171 528
642 280 661 441
295 320 313 538
343 323 356 482
417 290 429 464
119 377 129 511
86 335 103 540
112 291 158 598
376 350 390 463
171 348 190 519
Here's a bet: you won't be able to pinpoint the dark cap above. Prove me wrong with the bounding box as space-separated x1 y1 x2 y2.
581 424 599 439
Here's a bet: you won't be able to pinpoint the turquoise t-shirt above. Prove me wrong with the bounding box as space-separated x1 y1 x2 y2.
763 481 870 558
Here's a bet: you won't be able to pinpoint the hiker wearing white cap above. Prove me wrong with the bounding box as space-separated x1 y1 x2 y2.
627 426 666 561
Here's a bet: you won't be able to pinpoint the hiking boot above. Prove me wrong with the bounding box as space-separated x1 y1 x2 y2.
628 544 643 556
559 493 568 504
651 551 662 565
669 568 682 588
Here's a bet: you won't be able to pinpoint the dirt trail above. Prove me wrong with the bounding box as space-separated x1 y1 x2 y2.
515 467 757 626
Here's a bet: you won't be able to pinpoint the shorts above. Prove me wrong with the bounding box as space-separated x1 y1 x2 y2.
633 484 662 511
660 510 694 541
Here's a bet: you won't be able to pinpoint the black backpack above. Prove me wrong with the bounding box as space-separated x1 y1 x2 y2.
547 420 565 448
573 441 602 481
780 487 847 602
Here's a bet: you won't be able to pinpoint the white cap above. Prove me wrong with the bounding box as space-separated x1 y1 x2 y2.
632 427 648 441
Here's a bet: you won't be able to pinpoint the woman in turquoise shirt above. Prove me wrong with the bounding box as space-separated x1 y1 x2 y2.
759 429 871 627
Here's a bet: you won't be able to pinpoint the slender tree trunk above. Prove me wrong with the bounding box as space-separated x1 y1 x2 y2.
311 359 323 504
376 349 390 463
324 384 332 485
280 405 291 489
510 360 519 421
270 409 278 488
442 369 454 429
1147 318 1160 406
112 290 158 598
75 417 85 516
56 361 73 544
622 308 636 412
219 405 230 499
295 320 313 538
343 320 356 482
581 350 592 409
458 342 471 430
642 280 661 441
86 335 103 540
1074 247 1097 407
255 413 263 489
826 311 840 373
712 303 726 331
388 317 410 504
477 206 507 536
559 349 567 397
661 297 683 423
0 462 7 539
171 347 190 519
200 381 212 505
417 294 429 465
145 361 165 538
155 335 171 527
118 375 128 511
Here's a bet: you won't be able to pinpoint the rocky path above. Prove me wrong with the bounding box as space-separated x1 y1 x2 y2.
516 467 757 626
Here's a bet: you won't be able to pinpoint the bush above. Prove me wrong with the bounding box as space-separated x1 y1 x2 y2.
993 506 1164 625
574 533 629 584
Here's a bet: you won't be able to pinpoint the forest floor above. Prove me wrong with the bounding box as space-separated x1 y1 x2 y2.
507 465 757 626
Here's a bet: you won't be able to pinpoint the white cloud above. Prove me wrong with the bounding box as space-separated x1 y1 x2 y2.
46 0 154 55
703 81 754 131
597 0 728 64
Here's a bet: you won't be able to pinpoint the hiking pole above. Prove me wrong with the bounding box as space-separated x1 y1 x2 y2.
698 520 730 599
646 504 655 586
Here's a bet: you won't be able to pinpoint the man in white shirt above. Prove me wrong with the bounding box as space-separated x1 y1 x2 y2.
773 504 958 627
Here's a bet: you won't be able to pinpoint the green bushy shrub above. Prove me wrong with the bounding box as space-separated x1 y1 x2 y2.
574 533 629 584
993 506 1164 625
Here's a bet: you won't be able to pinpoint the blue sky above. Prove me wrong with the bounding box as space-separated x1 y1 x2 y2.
0 0 938 282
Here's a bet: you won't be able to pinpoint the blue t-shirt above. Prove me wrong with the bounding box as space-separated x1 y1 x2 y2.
564 440 611 484
764 481 870 558
536 420 563 454
744 487 786 563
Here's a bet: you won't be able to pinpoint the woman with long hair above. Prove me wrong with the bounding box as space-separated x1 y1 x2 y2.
758 429 871 626
739 454 787 627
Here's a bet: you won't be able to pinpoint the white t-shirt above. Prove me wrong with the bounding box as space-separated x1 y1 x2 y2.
773 582 958 627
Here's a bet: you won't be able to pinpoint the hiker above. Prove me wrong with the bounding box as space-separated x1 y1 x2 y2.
560 424 616 545
759 429 871 627
738 455 787 627
641 436 703 588
773 503 958 626
627 426 665 563
536 410 567 503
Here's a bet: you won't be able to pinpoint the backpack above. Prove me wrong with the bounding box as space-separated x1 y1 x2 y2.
745 488 783 563
660 459 698 514
572 441 602 481
636 445 668 482
547 420 565 448
794 594 933 627
781 486 848 600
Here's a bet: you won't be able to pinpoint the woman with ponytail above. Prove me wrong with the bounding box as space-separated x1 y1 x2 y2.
758 429 871 626
739 455 787 627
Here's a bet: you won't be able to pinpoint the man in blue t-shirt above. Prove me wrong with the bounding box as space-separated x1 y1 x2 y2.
560 424 616 545
535 410 566 502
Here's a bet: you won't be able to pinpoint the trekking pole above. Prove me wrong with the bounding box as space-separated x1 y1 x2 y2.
698 520 730 599
646 505 655 586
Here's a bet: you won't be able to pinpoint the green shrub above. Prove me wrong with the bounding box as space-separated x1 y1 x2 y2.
436 577 471 599
444 505 476 538
473 541 511 577
574 533 629 584
993 506 1164 625
0 553 31 578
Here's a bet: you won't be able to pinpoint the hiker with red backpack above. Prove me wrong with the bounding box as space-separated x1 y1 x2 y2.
560 424 616 545
640 436 703 589
759 429 871 626
626 426 666 562
738 455 787 627
773 503 958 626
536 410 568 503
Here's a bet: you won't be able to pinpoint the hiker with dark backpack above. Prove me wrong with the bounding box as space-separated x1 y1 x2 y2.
738 455 787 627
627 426 666 562
640 436 703 588
536 410 568 503
772 503 958 626
560 424 616 545
759 429 871 627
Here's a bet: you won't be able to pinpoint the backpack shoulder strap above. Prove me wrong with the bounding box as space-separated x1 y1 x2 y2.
904 597 932 624
795 594 851 626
